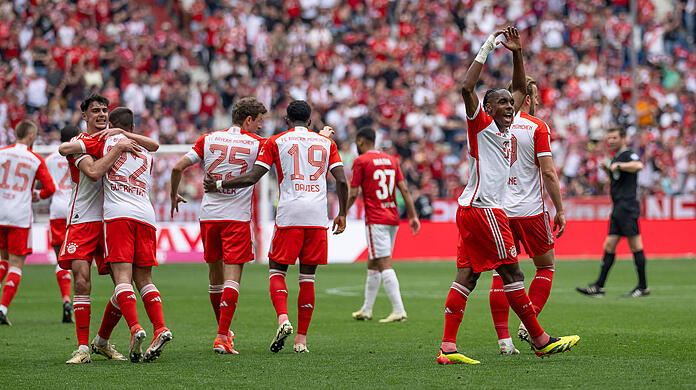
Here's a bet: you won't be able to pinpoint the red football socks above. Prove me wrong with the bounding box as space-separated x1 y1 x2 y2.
217 280 239 338
115 283 140 332
504 282 546 341
489 273 510 340
441 282 470 346
528 266 554 315
97 294 122 340
139 284 165 332
208 284 223 324
73 295 91 346
55 266 72 303
296 273 315 337
269 270 288 322
0 267 22 309
0 260 8 282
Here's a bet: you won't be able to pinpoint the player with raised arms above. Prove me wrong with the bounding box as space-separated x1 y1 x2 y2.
488 75 566 354
204 100 348 354
57 94 157 364
170 97 268 354
61 107 170 363
347 127 420 323
0 120 56 326
436 27 579 365
45 124 83 324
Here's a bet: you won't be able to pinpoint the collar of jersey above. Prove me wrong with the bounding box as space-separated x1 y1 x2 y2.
227 126 242 134
291 126 309 132
14 143 28 150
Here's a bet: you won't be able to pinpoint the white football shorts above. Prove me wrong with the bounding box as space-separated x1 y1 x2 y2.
365 224 398 260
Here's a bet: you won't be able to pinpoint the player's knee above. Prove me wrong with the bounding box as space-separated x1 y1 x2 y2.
73 277 90 294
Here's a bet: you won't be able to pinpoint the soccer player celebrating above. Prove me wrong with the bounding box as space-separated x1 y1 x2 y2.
45 124 82 323
436 27 579 365
62 107 170 363
170 97 268 354
0 120 56 326
204 100 348 354
347 127 420 323
488 76 566 354
57 94 149 364
577 127 648 297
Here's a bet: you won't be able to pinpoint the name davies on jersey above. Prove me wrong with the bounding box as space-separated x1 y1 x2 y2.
110 182 148 197
295 183 321 192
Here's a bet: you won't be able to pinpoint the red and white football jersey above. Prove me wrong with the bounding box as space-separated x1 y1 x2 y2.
458 102 512 209
0 143 55 228
67 133 105 226
185 126 265 222
504 111 553 218
351 150 404 226
46 151 72 220
80 134 156 228
255 126 343 228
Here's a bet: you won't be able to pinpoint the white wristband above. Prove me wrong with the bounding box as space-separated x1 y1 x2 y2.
216 180 223 192
475 33 499 64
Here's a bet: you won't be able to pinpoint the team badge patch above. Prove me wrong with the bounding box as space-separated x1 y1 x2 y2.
508 245 517 257
67 242 78 254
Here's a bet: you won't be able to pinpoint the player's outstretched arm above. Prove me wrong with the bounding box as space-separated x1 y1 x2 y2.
204 164 269 192
93 128 160 152
539 156 565 238
170 156 194 218
461 29 504 116
500 27 527 113
396 180 420 235
78 138 141 181
611 161 644 173
331 165 348 235
58 141 83 156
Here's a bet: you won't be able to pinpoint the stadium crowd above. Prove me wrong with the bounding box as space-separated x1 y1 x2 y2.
1 0 695 211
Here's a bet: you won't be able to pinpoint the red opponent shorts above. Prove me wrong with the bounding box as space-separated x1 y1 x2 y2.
49 218 67 247
268 227 327 266
0 225 32 256
509 212 555 258
58 221 109 275
456 206 518 273
104 219 158 268
200 221 254 264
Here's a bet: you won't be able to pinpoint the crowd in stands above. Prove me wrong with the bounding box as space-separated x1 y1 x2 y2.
1 0 695 215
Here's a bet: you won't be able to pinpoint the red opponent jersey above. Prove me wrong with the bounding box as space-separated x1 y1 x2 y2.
351 150 404 226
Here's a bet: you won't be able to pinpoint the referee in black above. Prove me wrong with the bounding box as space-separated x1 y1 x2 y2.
577 127 649 297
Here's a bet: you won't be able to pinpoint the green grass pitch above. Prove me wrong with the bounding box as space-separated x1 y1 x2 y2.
1 259 695 389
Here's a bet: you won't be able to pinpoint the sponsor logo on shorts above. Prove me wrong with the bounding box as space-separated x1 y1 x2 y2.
66 242 78 254
509 245 517 257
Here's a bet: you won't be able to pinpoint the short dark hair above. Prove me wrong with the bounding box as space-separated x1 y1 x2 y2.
60 124 81 142
286 100 311 123
109 107 134 130
80 94 109 113
608 127 626 138
356 127 376 144
15 120 38 140
483 88 508 106
506 76 537 98
231 97 267 125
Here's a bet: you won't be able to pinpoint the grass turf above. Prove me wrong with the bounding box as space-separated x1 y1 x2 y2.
1 259 695 389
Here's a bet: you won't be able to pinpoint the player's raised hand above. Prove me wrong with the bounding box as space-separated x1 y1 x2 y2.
116 137 143 152
554 211 566 238
497 26 522 52
332 215 346 235
319 126 335 138
204 172 218 193
93 128 124 140
409 217 421 235
170 193 187 218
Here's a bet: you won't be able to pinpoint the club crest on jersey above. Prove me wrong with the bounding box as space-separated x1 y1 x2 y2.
508 245 517 258
66 242 78 254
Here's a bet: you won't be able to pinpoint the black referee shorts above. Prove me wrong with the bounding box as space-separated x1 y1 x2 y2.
608 201 640 237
